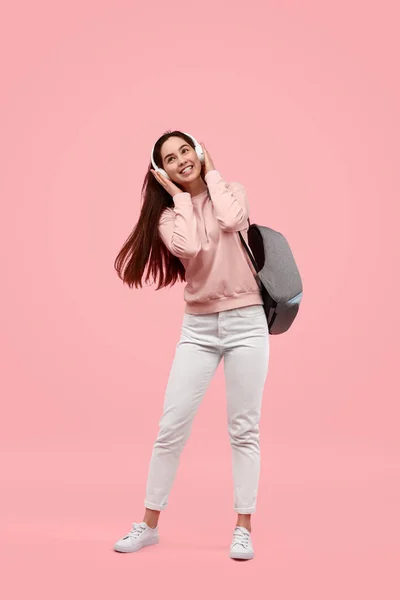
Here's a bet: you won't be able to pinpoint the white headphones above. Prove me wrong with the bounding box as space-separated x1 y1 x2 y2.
150 132 205 180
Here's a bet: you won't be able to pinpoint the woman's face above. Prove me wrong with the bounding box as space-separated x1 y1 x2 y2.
160 136 202 184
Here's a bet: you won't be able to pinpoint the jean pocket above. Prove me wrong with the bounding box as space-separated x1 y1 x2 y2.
232 304 265 318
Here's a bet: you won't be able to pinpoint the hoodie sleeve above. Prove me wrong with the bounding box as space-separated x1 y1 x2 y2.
204 169 249 231
158 193 202 259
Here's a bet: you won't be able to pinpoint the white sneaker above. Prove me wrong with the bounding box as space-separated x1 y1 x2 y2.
229 526 254 560
114 521 159 553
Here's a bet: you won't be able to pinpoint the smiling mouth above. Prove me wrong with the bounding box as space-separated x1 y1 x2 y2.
180 165 194 174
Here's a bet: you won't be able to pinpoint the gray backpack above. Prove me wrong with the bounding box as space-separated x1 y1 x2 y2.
239 219 303 335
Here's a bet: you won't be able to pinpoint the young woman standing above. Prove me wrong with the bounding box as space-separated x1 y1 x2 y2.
113 130 270 560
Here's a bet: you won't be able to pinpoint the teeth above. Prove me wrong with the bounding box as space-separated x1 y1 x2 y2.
181 166 193 173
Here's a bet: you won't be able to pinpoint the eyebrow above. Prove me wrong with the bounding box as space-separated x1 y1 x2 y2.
163 144 189 161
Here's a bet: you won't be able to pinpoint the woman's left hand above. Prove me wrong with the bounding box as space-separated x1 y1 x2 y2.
200 142 215 176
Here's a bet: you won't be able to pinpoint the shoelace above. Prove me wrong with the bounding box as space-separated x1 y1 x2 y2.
232 527 250 548
123 522 147 540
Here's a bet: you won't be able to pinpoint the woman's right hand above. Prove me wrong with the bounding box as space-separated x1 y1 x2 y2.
151 169 184 197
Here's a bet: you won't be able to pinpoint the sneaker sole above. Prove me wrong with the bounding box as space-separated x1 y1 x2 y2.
114 537 159 553
230 549 254 560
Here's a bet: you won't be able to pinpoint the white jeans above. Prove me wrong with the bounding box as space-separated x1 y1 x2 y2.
144 304 270 514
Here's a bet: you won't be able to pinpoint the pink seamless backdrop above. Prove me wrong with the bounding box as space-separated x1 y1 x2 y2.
1 1 399 598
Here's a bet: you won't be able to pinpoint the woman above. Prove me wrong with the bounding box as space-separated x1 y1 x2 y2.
113 130 270 560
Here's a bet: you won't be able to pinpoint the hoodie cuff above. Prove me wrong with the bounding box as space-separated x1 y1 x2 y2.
204 169 222 183
172 191 192 203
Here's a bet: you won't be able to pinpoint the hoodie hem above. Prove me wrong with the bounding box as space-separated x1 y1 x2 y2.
184 291 263 315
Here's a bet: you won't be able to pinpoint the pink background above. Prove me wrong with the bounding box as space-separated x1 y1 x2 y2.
1 1 399 597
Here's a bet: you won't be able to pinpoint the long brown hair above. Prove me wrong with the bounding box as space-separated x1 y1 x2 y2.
114 130 206 290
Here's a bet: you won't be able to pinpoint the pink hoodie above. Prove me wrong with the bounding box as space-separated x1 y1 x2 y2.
158 169 263 314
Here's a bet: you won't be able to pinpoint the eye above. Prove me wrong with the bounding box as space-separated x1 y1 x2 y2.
167 146 189 164
167 147 189 163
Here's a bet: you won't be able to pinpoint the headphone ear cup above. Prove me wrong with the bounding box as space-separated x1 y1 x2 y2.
195 145 205 164
156 168 170 180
